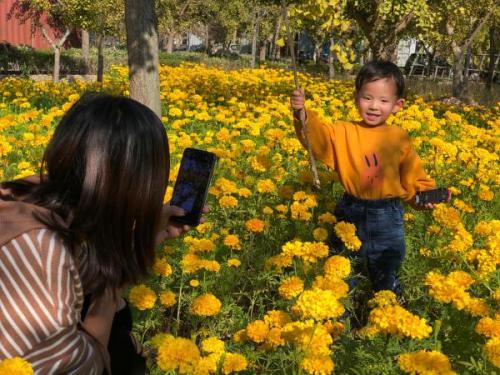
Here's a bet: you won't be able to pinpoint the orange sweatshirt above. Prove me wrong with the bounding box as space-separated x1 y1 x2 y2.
304 109 436 201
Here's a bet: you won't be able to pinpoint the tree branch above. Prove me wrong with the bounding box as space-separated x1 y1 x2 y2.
40 26 56 49
462 10 494 51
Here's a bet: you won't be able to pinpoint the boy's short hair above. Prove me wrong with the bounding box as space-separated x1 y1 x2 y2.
355 60 405 98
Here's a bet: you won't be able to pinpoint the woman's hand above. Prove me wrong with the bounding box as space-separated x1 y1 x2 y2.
155 204 208 246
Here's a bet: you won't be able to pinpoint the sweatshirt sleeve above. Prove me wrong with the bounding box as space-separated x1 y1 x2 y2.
399 133 436 200
303 109 337 170
0 229 107 374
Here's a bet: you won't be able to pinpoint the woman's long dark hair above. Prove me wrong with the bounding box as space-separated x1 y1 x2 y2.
3 93 169 296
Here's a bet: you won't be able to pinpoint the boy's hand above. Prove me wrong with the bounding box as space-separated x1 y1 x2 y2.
290 88 305 112
409 196 438 210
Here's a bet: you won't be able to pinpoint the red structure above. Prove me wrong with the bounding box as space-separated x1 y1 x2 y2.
0 0 66 49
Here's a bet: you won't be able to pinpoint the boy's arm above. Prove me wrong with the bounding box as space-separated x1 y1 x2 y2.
290 90 336 169
400 133 436 205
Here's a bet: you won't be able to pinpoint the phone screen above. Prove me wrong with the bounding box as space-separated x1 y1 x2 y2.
170 148 216 225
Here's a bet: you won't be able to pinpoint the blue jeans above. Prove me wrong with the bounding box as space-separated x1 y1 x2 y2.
329 194 405 296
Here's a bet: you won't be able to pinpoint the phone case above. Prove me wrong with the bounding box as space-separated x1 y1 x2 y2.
170 148 217 226
415 188 450 205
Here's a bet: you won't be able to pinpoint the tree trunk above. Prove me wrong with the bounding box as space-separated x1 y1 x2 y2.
328 37 335 79
53 46 61 82
452 49 467 98
125 0 162 117
259 40 267 62
251 17 259 68
166 31 175 53
487 25 498 89
314 42 321 65
40 27 70 83
205 24 210 54
81 29 90 74
371 40 399 62
97 34 104 83
271 14 282 60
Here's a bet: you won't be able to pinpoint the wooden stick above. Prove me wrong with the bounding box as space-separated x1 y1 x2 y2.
281 0 321 189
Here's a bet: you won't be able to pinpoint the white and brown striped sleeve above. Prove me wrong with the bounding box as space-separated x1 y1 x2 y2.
0 229 105 374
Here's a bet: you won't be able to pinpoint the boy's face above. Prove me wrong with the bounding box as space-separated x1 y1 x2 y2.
355 78 404 126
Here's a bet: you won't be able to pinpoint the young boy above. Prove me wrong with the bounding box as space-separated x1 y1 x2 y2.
290 60 437 297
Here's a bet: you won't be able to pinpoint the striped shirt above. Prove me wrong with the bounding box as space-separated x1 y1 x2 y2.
0 228 105 374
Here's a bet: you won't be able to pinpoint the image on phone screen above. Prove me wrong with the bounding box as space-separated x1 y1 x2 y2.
170 148 216 225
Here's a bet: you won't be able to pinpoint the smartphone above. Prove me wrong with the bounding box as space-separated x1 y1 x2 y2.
415 188 451 205
169 148 217 226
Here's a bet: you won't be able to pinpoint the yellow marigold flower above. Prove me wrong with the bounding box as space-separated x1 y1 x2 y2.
262 206 274 215
189 238 215 253
265 254 293 271
313 227 328 242
368 290 398 308
278 276 304 299
195 354 219 375
484 337 500 368
275 204 288 213
262 327 285 349
219 195 238 208
312 276 349 298
318 212 337 224
159 290 177 308
476 313 500 339
227 258 241 267
432 205 462 230
168 107 183 117
246 320 269 343
302 242 329 263
223 234 241 250
301 354 334 375
256 178 277 194
323 320 345 337
494 288 500 302
152 257 173 277
232 329 248 343
182 253 202 273
150 333 170 349
222 353 248 374
264 310 292 328
334 221 361 251
323 255 351 279
365 304 432 339
190 293 222 316
238 187 252 197
290 202 312 221
156 335 201 373
199 259 221 273
129 284 157 310
201 337 225 354
398 350 456 374
281 320 333 356
292 288 345 321
190 279 200 287
245 218 265 232
0 357 33 375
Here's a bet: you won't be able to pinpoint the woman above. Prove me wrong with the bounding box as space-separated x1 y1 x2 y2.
0 93 194 373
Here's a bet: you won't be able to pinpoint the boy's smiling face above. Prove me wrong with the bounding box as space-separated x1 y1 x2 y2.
355 78 404 126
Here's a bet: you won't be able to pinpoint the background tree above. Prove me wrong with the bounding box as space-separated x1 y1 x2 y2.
290 0 353 78
156 0 200 53
9 0 80 82
345 0 431 62
125 0 161 116
65 0 124 81
422 1 498 99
